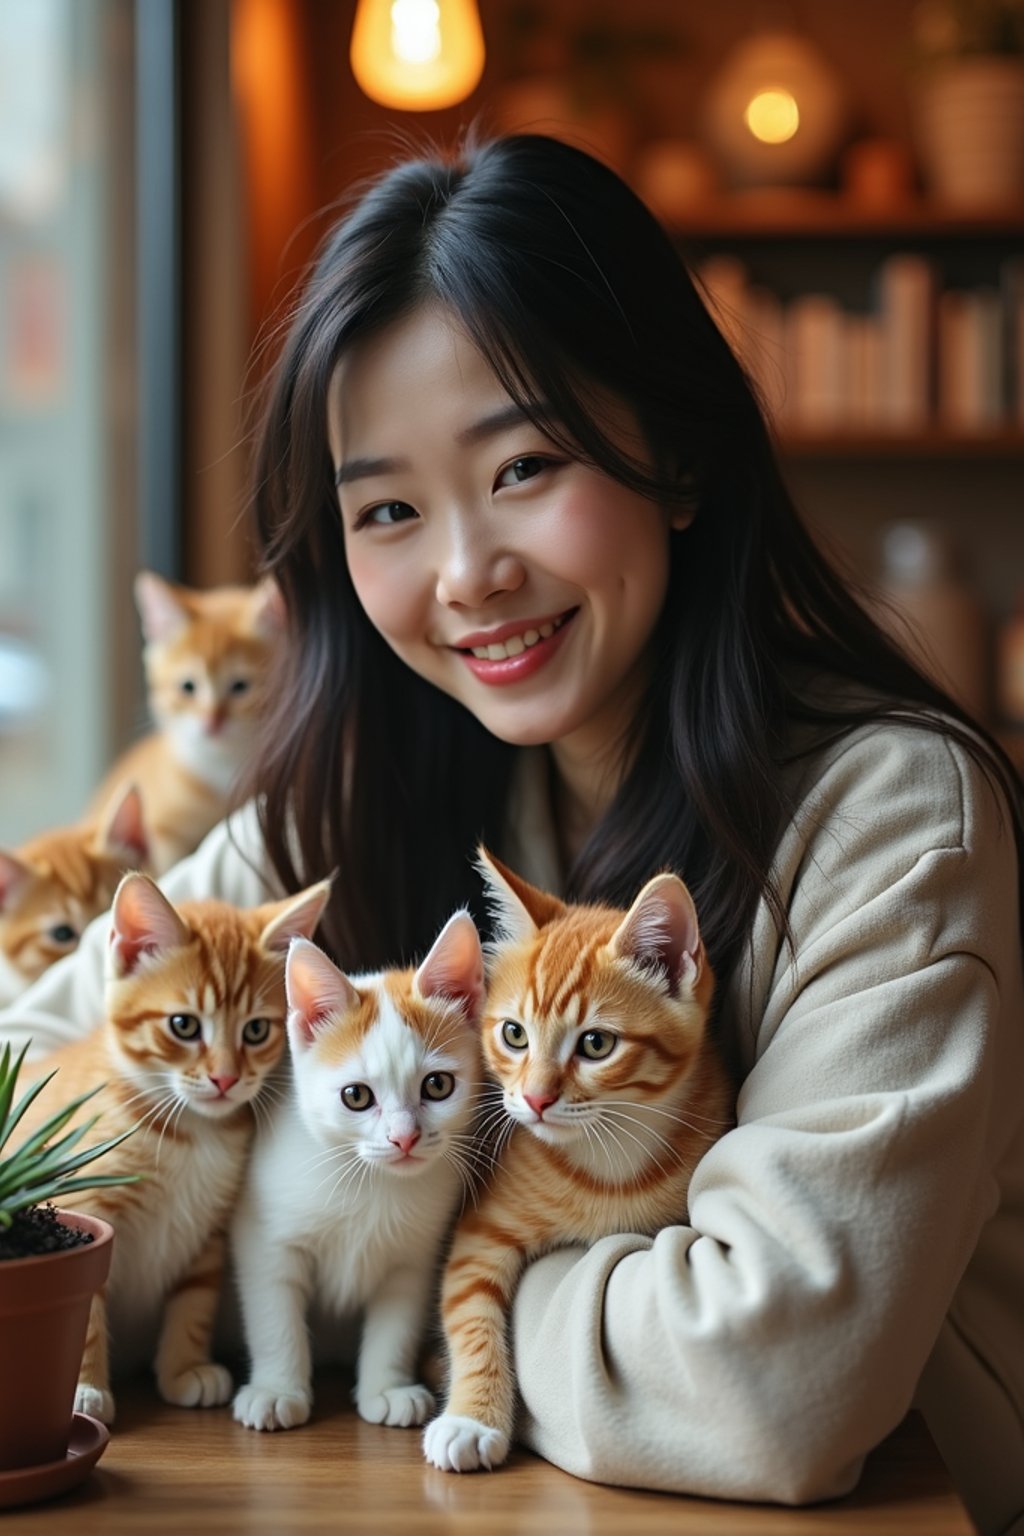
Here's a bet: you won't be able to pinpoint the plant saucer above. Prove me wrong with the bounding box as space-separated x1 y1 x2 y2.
0 1412 110 1509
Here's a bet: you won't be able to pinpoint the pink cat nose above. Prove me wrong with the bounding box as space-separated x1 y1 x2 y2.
524 1091 558 1119
389 1128 421 1156
208 1073 239 1096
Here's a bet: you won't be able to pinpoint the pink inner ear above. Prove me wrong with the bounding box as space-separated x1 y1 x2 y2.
0 851 32 912
611 875 701 993
415 912 484 1022
134 571 189 645
286 938 358 1044
99 785 149 867
110 875 189 975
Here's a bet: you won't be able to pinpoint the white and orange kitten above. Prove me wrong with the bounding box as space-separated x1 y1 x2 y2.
231 914 485 1434
88 571 283 874
0 783 149 1005
17 870 330 1424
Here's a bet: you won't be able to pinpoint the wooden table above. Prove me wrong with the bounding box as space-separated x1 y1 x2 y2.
2 1375 972 1535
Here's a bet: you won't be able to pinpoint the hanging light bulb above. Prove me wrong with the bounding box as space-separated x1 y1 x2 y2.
350 0 485 111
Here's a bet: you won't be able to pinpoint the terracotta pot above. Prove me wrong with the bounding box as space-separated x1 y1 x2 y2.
915 58 1024 205
0 1210 113 1472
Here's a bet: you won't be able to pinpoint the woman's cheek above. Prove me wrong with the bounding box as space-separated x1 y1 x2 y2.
345 549 422 643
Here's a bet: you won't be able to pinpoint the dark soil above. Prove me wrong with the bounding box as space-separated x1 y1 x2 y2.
0 1205 95 1261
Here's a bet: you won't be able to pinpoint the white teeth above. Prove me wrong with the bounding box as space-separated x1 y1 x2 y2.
467 615 567 662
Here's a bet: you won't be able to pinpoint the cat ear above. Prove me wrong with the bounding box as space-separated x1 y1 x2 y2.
109 873 191 978
134 571 191 645
607 873 703 994
258 879 332 954
414 910 485 1023
0 851 33 914
286 937 359 1049
475 845 565 944
95 783 150 869
249 576 286 638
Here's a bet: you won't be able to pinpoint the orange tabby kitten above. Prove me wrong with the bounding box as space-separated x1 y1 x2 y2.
17 870 329 1425
423 849 732 1473
88 571 283 874
0 783 149 1005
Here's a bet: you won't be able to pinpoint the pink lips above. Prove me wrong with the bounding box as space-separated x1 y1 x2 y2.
454 610 577 687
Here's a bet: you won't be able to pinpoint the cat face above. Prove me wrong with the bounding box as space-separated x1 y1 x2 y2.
135 571 283 762
104 873 330 1122
285 913 484 1179
0 785 149 1002
477 849 713 1151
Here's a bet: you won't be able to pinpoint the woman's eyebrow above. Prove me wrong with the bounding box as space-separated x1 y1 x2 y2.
333 403 550 487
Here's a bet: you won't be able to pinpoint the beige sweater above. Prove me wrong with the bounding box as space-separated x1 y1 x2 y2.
3 722 1022 1534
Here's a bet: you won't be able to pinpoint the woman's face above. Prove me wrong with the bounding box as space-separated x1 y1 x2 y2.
328 305 683 762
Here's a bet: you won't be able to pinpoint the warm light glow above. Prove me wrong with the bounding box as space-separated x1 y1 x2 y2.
350 0 485 111
744 89 800 144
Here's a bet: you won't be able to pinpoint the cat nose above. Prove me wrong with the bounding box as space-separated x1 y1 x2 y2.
208 1072 239 1096
524 1091 558 1119
204 706 228 736
389 1127 421 1156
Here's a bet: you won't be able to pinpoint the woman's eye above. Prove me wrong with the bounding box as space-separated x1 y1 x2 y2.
422 1071 455 1102
47 923 78 946
359 501 417 528
169 1013 202 1041
501 1020 528 1051
496 455 550 489
342 1082 375 1111
242 1017 271 1045
577 1029 616 1061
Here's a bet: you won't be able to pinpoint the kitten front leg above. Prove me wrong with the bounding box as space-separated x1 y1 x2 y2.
422 1222 524 1473
232 1227 315 1432
76 1287 115 1425
355 1263 436 1428
155 1230 232 1409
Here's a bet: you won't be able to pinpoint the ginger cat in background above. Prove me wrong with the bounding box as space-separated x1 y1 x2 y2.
17 870 330 1425
0 783 149 1006
424 850 733 1474
89 571 284 875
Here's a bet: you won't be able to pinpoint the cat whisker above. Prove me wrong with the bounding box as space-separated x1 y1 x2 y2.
608 1098 733 1130
602 1101 722 1146
597 1106 690 1167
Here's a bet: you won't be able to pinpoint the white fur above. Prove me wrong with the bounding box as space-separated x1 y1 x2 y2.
231 976 481 1431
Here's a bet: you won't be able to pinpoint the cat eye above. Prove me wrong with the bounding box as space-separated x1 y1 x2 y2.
47 923 78 946
179 678 197 695
422 1072 455 1102
341 1083 375 1111
501 1020 528 1051
577 1029 617 1060
242 1017 271 1045
228 678 251 696
169 1013 202 1041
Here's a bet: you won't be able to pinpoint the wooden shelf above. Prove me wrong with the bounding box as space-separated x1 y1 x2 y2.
778 430 1024 459
666 192 1024 240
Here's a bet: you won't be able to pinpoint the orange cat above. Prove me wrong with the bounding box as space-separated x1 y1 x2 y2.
17 870 329 1425
0 783 149 1005
88 571 283 874
423 850 732 1473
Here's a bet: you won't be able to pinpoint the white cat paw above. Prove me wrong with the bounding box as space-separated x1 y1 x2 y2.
159 1362 233 1409
75 1383 115 1425
423 1413 509 1472
356 1382 435 1428
232 1381 312 1431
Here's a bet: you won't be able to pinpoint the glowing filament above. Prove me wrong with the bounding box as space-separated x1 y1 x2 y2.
744 89 800 145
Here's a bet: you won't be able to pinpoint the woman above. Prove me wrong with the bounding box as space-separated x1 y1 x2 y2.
3 135 1022 1533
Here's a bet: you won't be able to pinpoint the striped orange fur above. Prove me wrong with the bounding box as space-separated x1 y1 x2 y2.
423 850 732 1473
0 784 149 1004
17 871 329 1425
87 572 283 874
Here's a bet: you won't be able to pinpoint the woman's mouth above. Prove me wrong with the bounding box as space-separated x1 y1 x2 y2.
453 609 578 686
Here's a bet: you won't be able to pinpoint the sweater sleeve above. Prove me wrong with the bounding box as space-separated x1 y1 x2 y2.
510 725 1019 1505
0 803 276 1060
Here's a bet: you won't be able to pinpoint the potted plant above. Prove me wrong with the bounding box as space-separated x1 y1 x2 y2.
0 1041 139 1507
910 0 1024 204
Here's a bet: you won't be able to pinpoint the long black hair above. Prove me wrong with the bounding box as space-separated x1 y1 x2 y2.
247 132 1023 996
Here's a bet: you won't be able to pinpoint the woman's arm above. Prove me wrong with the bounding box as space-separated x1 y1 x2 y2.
510 726 1024 1527
0 803 277 1058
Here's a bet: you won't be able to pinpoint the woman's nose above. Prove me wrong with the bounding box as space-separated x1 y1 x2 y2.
434 528 525 608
